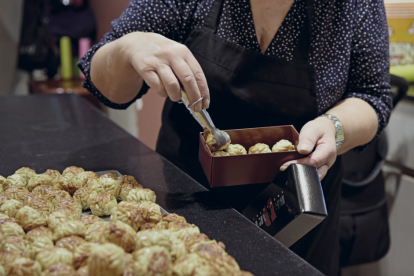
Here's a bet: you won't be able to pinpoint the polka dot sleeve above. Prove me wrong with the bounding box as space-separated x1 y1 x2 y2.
77 0 209 109
342 0 393 151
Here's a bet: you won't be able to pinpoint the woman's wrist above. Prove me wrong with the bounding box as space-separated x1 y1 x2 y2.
324 98 378 154
318 114 344 152
116 33 140 71
91 34 144 104
313 116 336 138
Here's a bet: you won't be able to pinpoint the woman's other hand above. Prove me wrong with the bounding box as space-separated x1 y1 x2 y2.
280 117 337 180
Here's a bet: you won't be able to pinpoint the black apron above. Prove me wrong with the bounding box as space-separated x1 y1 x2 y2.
155 0 342 275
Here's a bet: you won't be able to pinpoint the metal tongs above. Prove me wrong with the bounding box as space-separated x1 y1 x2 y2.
180 90 230 151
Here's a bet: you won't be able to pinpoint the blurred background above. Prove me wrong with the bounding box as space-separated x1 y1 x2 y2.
0 0 413 275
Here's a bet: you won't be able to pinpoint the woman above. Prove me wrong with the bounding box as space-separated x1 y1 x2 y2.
78 0 392 274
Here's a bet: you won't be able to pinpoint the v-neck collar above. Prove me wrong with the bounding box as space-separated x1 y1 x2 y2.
216 0 306 57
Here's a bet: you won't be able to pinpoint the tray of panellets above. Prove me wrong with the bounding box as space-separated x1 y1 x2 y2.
0 166 254 275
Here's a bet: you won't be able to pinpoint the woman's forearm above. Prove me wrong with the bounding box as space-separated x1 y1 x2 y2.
320 97 379 155
90 34 144 104
281 97 379 179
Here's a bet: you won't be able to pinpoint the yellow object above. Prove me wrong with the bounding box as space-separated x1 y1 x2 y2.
212 151 230 156
72 57 80 78
272 139 296 152
386 3 414 71
181 90 210 132
388 18 414 43
248 143 271 154
60 37 72 80
225 144 247 155
390 64 414 82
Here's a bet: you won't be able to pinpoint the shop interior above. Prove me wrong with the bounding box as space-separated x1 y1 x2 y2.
0 0 413 275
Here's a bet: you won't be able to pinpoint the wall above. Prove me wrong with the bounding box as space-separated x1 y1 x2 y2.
386 100 414 170
0 0 23 95
88 0 164 147
136 91 165 150
88 0 130 43
88 0 141 139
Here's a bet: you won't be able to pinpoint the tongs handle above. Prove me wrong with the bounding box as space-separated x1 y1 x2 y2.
181 90 215 133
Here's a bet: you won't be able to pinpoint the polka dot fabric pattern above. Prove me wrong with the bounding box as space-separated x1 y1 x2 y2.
215 0 307 60
77 0 392 150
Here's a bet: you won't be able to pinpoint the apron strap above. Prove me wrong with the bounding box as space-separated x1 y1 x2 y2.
203 0 224 32
292 0 314 62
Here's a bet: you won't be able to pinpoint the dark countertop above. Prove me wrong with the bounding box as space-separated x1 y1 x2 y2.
0 94 323 276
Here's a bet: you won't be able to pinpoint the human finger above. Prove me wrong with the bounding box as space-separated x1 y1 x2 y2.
171 59 202 112
296 122 322 154
157 65 181 101
142 70 168 97
317 164 329 180
280 140 336 171
184 55 210 109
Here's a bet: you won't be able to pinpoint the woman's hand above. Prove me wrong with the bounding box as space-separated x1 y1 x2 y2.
280 117 337 180
91 32 210 112
122 32 210 112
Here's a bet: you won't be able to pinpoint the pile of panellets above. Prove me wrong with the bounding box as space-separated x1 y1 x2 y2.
0 166 253 276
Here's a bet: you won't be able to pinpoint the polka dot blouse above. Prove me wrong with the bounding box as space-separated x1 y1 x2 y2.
78 0 393 148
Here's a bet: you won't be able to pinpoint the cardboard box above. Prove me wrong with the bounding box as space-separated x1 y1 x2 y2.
198 125 305 187
242 163 327 248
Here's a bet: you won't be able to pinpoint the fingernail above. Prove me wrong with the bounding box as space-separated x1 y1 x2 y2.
299 145 309 152
280 166 287 171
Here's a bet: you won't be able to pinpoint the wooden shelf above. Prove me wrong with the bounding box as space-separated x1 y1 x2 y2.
30 78 99 108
